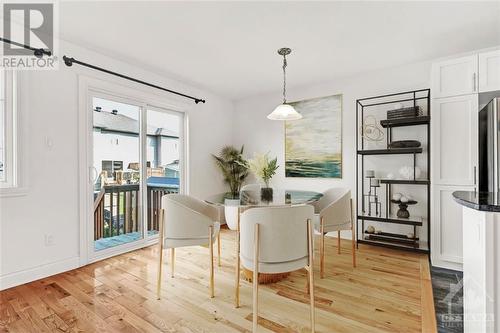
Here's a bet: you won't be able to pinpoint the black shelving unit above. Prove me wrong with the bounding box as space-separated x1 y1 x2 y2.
356 89 431 254
357 148 423 155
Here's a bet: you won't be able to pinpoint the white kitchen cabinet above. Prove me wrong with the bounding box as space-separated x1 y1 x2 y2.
479 49 500 93
431 95 478 186
431 185 471 270
431 55 478 98
460 206 499 333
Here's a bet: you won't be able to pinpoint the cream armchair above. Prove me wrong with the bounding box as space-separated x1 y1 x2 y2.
313 188 356 278
156 194 221 300
239 205 316 333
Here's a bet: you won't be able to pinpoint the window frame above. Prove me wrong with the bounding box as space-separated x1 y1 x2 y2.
0 70 17 189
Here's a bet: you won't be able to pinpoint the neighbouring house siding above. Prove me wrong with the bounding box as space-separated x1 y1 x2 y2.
93 131 179 175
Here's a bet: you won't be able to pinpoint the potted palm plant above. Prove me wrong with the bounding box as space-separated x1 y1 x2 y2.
212 145 249 229
248 152 279 201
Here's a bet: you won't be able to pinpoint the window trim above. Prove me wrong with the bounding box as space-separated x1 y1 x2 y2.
0 70 17 189
0 70 28 197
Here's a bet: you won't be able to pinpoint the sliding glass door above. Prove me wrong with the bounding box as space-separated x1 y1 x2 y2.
92 96 144 251
145 107 183 237
89 92 184 257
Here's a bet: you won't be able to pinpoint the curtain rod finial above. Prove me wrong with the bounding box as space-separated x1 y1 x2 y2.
63 55 74 67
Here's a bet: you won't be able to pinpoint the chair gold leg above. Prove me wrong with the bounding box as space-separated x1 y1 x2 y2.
235 207 241 308
307 219 315 333
217 232 221 267
170 248 175 278
320 217 325 279
350 199 357 268
253 223 259 333
337 230 341 254
156 209 165 300
209 226 215 298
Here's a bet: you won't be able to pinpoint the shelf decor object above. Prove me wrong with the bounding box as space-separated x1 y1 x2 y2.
390 199 418 218
388 140 421 149
362 170 382 217
356 89 431 253
361 115 385 142
387 106 421 119
267 48 302 121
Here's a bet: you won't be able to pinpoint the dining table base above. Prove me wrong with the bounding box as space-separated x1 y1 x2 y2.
242 268 291 284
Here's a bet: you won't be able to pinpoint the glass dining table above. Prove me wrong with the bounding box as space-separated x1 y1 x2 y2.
205 189 323 304
205 189 323 207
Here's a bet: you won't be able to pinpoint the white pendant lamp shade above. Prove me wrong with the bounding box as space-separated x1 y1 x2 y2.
267 103 302 120
268 47 302 121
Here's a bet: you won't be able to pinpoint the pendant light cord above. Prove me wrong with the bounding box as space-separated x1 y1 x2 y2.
282 54 287 104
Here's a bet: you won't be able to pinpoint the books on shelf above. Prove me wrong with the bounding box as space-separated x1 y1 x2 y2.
387 106 421 119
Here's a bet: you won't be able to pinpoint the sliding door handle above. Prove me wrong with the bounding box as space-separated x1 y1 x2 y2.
474 166 477 192
473 73 477 92
89 166 98 184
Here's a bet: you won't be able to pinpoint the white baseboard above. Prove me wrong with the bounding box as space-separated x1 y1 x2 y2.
431 256 463 272
0 256 80 291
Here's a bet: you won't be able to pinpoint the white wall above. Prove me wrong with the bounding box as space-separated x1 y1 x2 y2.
233 61 431 240
0 40 234 290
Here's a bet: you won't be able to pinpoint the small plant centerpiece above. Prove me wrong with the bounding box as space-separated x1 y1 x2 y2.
248 152 279 201
212 145 249 230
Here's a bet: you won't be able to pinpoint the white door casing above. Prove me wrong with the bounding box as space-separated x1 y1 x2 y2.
78 75 190 266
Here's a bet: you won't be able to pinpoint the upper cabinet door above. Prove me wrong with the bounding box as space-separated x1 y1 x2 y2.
479 49 500 93
432 95 478 186
432 55 478 98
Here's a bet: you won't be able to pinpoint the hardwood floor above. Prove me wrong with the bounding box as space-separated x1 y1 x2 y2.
0 229 436 332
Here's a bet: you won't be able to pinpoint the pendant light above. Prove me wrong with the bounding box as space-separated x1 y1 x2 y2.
267 48 302 120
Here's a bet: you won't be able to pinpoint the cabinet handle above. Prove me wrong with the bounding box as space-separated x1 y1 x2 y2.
473 73 477 92
474 165 477 192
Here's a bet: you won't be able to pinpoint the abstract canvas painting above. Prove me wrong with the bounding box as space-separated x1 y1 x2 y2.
285 94 342 178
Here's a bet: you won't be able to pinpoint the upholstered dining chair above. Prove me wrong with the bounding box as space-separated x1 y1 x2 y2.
156 194 221 300
238 205 316 333
313 188 356 278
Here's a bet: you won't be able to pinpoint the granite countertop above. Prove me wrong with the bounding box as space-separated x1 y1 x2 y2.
452 191 500 212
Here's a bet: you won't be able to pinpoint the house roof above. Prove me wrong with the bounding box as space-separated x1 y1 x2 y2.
93 110 179 138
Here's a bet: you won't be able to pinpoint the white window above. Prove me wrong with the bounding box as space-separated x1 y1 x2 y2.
0 70 17 188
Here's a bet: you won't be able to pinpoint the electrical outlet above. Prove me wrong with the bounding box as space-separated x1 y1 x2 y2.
44 234 54 246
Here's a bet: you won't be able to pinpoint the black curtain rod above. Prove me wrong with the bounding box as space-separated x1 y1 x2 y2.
63 56 206 104
0 37 52 58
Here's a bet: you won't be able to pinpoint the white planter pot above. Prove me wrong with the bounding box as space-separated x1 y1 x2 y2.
224 198 240 230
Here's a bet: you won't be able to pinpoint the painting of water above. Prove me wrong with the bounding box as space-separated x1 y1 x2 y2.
285 94 342 178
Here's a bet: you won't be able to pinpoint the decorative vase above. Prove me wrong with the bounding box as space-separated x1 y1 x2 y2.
396 203 410 218
391 199 417 218
261 187 273 202
224 197 240 230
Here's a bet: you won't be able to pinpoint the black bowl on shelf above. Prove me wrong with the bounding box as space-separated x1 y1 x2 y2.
388 140 421 149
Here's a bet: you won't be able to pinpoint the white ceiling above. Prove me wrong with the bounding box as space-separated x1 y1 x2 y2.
60 1 500 101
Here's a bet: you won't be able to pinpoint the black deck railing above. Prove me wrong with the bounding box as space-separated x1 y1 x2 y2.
93 184 178 241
